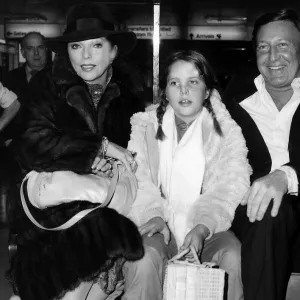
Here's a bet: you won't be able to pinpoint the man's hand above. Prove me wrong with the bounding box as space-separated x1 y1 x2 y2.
139 217 170 244
241 170 288 222
179 224 209 263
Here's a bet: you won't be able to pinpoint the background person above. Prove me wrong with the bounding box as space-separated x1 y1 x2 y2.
4 32 49 106
127 50 251 300
227 8 300 300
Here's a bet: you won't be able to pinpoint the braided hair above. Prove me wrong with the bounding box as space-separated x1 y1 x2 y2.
156 50 222 140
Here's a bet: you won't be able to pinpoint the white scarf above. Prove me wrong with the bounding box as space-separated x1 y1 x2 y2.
159 105 206 246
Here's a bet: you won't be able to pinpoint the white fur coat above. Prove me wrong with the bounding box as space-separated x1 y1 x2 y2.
127 91 251 245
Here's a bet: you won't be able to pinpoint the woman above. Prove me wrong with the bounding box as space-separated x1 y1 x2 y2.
7 3 146 300
14 2 144 177
127 50 251 300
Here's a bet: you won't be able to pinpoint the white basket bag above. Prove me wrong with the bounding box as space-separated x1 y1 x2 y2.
163 247 225 300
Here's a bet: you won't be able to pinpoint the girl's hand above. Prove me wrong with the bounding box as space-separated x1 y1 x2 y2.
179 224 210 263
139 217 171 244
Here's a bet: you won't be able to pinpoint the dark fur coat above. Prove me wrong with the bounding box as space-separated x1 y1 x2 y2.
14 55 145 174
7 56 145 300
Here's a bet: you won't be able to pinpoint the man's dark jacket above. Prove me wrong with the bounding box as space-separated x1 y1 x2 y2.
4 65 29 105
225 93 300 187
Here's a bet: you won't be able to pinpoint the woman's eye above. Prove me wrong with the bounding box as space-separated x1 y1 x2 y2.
169 81 177 86
70 43 80 50
94 43 103 48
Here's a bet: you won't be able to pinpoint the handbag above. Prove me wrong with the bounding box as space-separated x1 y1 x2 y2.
163 247 225 300
15 164 132 300
21 160 138 218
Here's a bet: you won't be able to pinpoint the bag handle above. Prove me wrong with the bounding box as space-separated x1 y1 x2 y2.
169 246 201 265
20 161 121 231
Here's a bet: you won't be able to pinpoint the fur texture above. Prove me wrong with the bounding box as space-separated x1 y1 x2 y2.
7 198 144 300
127 91 252 239
13 53 145 173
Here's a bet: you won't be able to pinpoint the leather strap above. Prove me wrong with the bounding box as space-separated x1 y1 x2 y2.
20 161 121 231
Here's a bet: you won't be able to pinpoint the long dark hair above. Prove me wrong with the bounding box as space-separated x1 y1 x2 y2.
156 50 222 140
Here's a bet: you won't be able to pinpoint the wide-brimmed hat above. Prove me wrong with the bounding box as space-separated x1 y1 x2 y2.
48 3 136 54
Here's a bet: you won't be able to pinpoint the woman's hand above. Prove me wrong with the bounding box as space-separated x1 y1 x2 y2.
179 224 210 263
139 217 170 244
106 141 137 173
91 158 113 177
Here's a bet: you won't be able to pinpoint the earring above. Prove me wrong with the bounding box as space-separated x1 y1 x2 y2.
206 90 211 99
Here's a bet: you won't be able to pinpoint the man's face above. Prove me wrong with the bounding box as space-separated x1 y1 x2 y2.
256 20 300 90
21 34 47 70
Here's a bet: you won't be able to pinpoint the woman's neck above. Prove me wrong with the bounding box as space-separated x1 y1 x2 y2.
87 72 107 86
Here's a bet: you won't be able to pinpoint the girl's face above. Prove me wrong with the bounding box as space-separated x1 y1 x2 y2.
166 60 209 123
68 37 117 85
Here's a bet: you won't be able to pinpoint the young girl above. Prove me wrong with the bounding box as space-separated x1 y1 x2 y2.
127 50 251 300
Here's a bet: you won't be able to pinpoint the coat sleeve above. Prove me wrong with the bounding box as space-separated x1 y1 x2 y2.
188 100 251 238
16 75 102 174
126 112 166 226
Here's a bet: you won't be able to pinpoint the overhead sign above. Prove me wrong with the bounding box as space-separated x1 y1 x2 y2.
127 25 181 39
127 25 248 40
188 26 248 40
5 23 64 39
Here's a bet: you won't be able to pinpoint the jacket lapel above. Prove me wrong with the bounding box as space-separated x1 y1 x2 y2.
66 85 97 133
227 99 271 181
97 82 120 135
289 104 300 160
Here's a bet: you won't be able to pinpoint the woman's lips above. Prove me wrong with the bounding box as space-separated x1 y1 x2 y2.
81 64 96 71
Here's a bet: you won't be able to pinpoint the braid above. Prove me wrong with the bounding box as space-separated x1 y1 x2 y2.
155 97 168 140
203 97 223 136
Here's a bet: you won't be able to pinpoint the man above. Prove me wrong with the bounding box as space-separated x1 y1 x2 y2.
227 9 300 300
4 31 48 105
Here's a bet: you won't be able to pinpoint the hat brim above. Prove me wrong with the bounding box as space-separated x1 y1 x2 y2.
48 30 137 55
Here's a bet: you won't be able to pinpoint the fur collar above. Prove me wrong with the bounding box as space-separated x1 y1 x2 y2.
65 81 121 134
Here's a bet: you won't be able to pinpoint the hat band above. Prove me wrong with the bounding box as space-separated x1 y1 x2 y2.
65 17 115 33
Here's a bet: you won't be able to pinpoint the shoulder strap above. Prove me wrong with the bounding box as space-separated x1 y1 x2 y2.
20 162 120 231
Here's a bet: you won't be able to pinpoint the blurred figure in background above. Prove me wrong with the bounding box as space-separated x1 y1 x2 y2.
4 32 49 106
227 9 300 300
2 32 51 148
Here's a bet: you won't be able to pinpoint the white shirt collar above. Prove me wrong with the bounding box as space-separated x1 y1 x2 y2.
254 74 300 94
